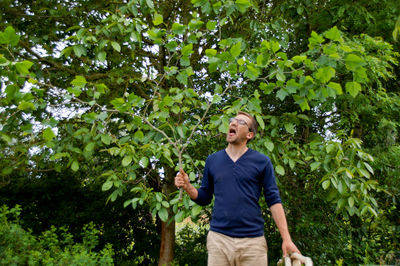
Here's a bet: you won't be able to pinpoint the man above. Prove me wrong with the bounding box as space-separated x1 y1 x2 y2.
175 111 300 265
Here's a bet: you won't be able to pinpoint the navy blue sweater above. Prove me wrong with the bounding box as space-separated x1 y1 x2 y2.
194 148 282 237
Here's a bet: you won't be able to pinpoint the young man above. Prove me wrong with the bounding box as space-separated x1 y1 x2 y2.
175 111 300 265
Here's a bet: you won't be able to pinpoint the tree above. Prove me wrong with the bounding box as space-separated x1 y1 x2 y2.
1 0 398 264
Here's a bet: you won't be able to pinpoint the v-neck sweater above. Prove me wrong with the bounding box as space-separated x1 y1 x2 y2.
194 148 282 237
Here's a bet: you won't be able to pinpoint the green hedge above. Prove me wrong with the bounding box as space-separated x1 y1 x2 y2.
0 205 114 265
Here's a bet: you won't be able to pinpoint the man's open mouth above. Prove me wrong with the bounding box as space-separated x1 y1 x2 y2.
228 128 236 136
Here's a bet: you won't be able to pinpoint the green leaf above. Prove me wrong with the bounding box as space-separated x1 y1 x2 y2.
298 97 310 111
158 208 168 222
101 134 112 145
15 60 33 75
345 54 365 70
172 23 186 34
308 31 324 48
245 64 260 80
175 211 185 223
124 199 132 208
73 45 87 57
43 128 56 141
310 162 321 171
111 41 121 52
325 26 342 42
276 69 285 82
337 198 346 209
177 71 188 85
205 49 217 56
275 165 285 176
134 130 144 140
292 55 307 64
153 13 163 25
212 94 222 104
0 26 20 46
256 115 265 130
284 123 295 134
322 180 330 190
364 162 374 174
191 205 202 216
84 142 95 153
140 157 149 168
348 197 355 208
71 160 79 172
97 51 106 62
189 19 204 30
264 140 274 152
189 172 196 182
271 41 280 53
17 101 35 111
176 126 184 138
206 21 217 30
345 169 353 179
181 43 193 56
345 81 361 97
166 41 178 51
315 66 335 83
235 0 252 13
71 75 87 88
146 0 154 9
297 6 304 15
327 82 343 95
358 168 371 179
122 156 132 167
102 180 113 191
277 89 288 101
156 192 163 202
230 41 242 57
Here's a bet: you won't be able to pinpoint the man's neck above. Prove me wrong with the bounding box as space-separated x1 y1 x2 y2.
225 143 248 162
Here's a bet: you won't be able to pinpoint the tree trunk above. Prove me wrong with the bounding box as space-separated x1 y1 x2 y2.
158 165 177 265
158 219 175 266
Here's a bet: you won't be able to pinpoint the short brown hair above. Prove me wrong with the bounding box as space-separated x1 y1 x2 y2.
237 111 258 142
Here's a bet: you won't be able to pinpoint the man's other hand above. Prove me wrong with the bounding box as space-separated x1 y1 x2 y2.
282 239 300 257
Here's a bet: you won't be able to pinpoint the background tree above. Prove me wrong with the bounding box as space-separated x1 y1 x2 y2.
1 0 399 265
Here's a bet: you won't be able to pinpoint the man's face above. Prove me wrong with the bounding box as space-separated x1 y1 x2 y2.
226 114 253 144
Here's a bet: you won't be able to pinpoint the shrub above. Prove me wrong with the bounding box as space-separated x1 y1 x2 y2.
174 222 208 266
0 205 114 265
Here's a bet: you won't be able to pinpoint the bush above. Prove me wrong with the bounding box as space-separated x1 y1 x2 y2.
0 172 160 265
0 205 114 265
174 222 208 266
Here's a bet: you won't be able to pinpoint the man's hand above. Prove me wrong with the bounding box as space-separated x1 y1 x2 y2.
175 168 189 190
174 169 198 200
282 239 300 257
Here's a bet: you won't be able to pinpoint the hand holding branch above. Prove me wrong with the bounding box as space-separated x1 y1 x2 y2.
175 168 189 190
175 168 198 200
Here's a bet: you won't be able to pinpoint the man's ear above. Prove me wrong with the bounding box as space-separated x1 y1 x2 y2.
246 131 254 141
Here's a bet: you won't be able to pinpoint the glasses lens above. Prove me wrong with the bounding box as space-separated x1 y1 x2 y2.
229 117 252 131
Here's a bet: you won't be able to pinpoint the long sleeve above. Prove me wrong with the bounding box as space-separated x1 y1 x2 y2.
262 158 282 207
193 157 214 206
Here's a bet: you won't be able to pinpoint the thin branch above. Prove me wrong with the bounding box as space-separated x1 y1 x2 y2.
25 168 55 173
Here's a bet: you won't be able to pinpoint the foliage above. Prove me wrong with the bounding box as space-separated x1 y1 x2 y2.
0 205 114 265
174 222 208 266
0 0 399 264
0 170 160 265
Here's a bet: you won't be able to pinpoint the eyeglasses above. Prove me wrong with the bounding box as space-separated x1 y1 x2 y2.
229 117 252 131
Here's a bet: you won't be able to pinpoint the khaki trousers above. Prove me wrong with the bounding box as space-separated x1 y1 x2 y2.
207 231 268 266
